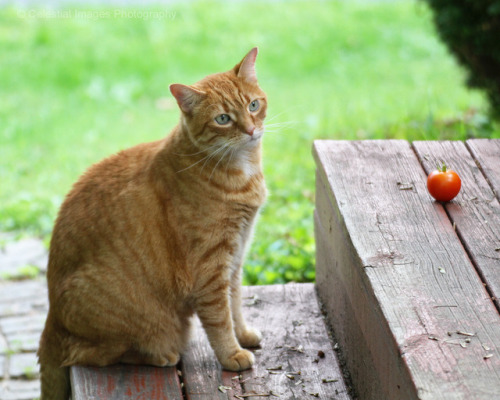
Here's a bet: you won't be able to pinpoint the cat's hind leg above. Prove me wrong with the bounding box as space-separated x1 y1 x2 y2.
61 338 130 367
120 312 192 367
119 348 180 367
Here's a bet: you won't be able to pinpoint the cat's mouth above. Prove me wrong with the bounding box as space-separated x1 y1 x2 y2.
248 128 264 142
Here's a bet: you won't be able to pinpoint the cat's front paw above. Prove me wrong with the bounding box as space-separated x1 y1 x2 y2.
220 349 255 371
237 327 262 348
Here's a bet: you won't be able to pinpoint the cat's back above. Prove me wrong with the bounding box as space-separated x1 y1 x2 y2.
68 139 163 201
47 139 165 278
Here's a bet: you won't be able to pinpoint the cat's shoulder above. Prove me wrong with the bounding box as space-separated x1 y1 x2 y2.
85 139 163 176
68 139 165 196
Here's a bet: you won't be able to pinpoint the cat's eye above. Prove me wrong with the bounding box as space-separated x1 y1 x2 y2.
215 114 231 125
249 100 260 112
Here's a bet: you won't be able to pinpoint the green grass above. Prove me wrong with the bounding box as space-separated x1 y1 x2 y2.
0 1 498 284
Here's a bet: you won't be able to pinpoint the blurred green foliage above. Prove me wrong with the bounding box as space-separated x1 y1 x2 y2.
422 0 500 118
0 1 498 284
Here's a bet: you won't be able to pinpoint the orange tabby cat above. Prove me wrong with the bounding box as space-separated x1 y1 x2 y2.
37 48 267 400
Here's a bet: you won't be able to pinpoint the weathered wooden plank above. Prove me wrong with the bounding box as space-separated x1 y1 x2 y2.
314 140 500 400
181 317 242 400
413 140 500 309
70 364 182 400
182 284 351 400
71 284 350 400
466 139 500 202
239 284 351 400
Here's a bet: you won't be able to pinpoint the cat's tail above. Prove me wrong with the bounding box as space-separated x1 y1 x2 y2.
39 364 70 400
38 312 71 400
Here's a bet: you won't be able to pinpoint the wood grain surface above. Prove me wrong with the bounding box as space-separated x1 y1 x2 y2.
71 284 351 400
71 364 182 399
413 140 500 308
238 284 351 400
466 139 500 202
314 139 500 400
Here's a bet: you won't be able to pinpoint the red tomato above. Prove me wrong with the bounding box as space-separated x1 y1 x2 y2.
427 163 461 202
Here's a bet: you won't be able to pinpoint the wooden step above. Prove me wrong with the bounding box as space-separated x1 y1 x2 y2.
71 283 352 400
314 139 500 400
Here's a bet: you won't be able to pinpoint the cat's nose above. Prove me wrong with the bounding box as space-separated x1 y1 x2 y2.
245 126 255 136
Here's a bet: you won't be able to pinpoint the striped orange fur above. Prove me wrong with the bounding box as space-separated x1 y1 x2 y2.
38 48 267 399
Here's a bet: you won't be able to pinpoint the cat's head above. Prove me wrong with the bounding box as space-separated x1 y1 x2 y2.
170 48 267 152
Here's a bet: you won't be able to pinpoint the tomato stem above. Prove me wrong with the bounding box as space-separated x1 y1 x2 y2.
437 160 448 172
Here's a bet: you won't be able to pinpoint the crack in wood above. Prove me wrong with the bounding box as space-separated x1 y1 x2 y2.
177 361 187 400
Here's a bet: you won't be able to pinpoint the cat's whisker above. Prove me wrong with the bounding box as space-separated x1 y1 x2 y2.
265 110 290 123
175 154 209 173
262 121 298 137
176 137 240 174
225 147 237 175
265 121 296 129
205 136 241 179
200 142 230 174
176 143 226 174
266 120 296 126
173 141 222 157
209 144 233 181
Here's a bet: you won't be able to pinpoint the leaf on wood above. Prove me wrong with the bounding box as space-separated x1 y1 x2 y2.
322 378 339 383
456 330 476 337
444 339 465 347
235 393 277 399
285 371 302 380
397 183 414 191
218 385 232 393
285 345 304 353
245 295 261 306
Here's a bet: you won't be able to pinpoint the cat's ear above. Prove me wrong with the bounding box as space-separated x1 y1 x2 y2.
169 84 206 114
234 47 258 84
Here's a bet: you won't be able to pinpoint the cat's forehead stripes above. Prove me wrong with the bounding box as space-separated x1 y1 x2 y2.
200 75 255 112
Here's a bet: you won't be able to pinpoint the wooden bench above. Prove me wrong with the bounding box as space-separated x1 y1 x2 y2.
314 139 500 400
71 284 352 399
